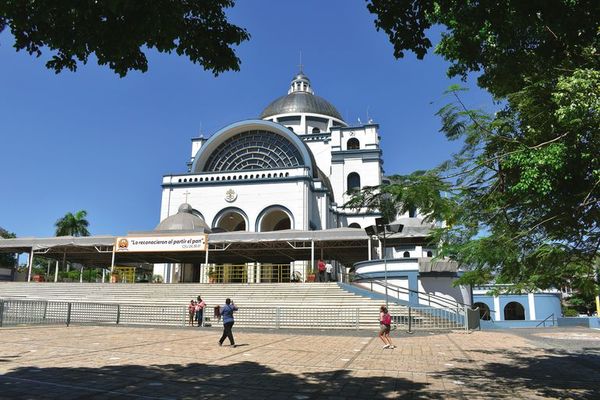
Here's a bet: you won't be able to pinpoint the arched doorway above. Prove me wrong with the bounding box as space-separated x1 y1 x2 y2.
259 209 292 231
213 208 247 232
257 206 292 232
473 302 491 320
504 301 525 320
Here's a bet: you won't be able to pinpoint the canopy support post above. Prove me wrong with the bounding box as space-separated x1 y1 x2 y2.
62 250 67 277
310 240 315 283
26 248 34 282
203 247 209 283
54 260 59 283
110 246 116 283
368 236 372 260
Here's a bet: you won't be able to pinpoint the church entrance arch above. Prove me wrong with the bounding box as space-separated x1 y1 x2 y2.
256 205 293 232
213 207 248 232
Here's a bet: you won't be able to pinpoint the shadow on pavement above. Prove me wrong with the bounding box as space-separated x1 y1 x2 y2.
0 361 441 399
445 346 600 399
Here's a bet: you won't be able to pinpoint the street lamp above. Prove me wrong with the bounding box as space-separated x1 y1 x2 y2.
365 217 403 307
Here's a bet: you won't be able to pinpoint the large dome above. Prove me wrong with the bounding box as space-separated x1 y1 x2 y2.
260 73 344 121
260 92 343 120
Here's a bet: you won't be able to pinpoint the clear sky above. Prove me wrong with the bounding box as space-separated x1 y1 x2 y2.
0 0 495 238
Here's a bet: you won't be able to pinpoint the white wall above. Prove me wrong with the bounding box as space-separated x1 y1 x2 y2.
418 276 471 306
162 178 311 231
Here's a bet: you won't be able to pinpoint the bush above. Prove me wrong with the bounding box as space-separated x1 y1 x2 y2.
562 308 579 317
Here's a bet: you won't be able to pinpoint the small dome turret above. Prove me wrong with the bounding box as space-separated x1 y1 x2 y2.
155 203 211 232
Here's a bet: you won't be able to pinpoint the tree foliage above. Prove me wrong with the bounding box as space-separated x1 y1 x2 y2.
0 1 249 76
55 210 90 237
0 227 16 267
355 1 600 293
366 0 599 97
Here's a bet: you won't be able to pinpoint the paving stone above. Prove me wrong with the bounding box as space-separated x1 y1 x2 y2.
1 326 599 399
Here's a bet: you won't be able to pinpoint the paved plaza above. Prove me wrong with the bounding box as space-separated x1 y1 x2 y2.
0 325 599 399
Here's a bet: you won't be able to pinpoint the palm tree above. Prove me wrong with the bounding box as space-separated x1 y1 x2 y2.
55 210 90 237
55 210 90 275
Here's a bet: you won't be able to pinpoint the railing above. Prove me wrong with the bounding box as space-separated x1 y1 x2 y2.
480 308 496 323
0 299 477 331
536 313 556 327
0 299 362 330
391 306 467 332
345 272 469 310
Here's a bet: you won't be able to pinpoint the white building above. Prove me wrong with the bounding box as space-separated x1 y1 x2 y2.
161 72 384 231
154 72 445 290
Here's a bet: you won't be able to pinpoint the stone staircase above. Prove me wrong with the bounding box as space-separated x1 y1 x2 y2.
0 282 463 330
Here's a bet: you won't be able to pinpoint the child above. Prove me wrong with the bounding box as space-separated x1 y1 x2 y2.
188 300 196 326
379 305 395 349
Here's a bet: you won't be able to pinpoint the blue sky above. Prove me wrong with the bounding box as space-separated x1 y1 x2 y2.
0 0 495 238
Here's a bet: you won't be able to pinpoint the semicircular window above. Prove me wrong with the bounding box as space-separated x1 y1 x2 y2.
203 130 304 172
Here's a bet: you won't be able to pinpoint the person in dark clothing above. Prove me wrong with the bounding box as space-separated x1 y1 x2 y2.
218 298 238 347
317 259 326 282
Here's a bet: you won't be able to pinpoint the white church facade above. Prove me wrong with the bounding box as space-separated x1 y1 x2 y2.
153 72 443 291
160 72 383 233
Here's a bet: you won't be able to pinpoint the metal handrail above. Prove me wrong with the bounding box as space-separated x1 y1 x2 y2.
480 308 495 323
0 298 365 330
536 313 555 327
346 272 469 310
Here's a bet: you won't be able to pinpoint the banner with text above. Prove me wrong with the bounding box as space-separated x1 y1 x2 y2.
115 235 207 252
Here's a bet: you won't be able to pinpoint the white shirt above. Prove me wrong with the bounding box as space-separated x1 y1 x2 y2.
325 263 333 273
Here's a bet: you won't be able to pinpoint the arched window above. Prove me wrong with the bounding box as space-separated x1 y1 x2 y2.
504 302 525 320
403 251 410 258
312 127 320 133
426 250 433 257
473 302 491 320
347 138 360 150
347 172 361 193
348 223 361 229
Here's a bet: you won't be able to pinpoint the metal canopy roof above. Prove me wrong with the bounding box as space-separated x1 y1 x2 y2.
0 228 430 267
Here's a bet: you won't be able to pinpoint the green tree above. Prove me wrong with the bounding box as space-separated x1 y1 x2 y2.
0 227 17 267
0 1 249 77
351 1 600 293
55 210 90 237
54 210 90 274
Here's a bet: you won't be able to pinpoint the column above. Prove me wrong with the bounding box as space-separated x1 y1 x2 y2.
407 272 419 305
527 293 536 320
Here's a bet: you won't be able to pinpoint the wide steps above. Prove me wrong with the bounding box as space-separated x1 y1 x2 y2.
0 282 462 330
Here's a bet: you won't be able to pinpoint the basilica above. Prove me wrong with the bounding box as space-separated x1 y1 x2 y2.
160 71 384 232
154 71 406 283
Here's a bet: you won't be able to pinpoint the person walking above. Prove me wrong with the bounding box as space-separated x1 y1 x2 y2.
195 296 206 327
218 298 238 347
187 300 196 326
317 259 326 282
325 261 333 282
378 305 395 349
